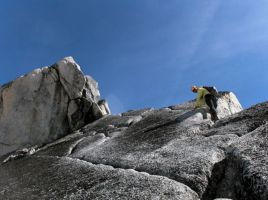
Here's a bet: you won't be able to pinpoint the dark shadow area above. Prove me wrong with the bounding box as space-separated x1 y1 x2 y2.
201 156 267 200
201 158 231 200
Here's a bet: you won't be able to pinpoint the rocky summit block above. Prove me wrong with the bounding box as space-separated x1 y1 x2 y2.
0 57 110 156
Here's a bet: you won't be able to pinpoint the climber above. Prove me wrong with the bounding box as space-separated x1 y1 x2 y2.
191 85 219 122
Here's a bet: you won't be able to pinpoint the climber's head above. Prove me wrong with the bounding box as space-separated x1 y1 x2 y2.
191 85 198 93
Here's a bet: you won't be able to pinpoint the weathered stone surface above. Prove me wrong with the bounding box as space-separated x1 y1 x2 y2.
55 57 85 99
0 57 110 156
3 92 243 199
202 102 268 200
121 108 154 117
69 116 238 197
224 124 268 200
0 73 267 200
203 102 268 137
216 92 243 118
0 156 199 200
213 199 233 200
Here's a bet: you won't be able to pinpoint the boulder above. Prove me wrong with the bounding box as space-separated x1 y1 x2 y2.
169 91 243 121
0 57 110 156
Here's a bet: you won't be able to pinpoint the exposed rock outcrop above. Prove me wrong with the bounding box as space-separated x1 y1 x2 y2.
0 57 110 156
0 59 267 199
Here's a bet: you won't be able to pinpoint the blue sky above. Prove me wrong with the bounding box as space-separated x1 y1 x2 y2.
0 0 268 114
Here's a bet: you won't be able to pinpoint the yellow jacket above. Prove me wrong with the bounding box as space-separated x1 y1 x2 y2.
195 87 210 108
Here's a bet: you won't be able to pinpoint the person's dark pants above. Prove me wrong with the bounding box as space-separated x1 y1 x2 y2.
205 94 219 121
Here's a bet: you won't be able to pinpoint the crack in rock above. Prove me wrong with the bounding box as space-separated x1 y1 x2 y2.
67 137 86 155
36 154 191 187
0 142 17 146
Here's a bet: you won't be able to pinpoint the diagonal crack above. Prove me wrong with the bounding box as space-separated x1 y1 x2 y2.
67 137 86 155
0 142 16 146
67 155 202 196
34 154 190 187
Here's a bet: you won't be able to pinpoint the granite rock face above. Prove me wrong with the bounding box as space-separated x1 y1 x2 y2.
0 57 110 156
0 62 267 200
5 90 268 200
0 156 199 200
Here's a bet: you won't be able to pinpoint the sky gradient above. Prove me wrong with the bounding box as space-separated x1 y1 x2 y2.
0 0 268 114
